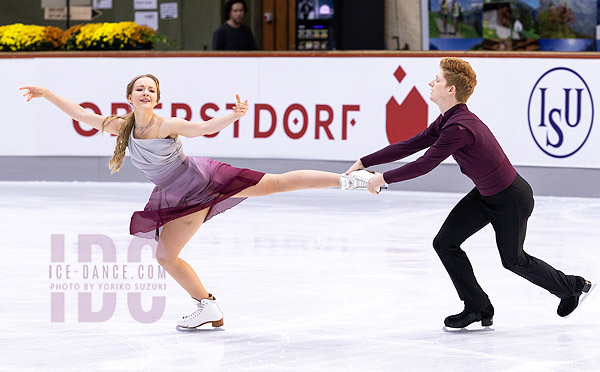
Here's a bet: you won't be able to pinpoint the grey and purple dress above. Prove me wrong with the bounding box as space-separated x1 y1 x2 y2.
128 130 264 240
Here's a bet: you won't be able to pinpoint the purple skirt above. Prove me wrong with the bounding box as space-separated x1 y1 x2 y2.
130 157 264 240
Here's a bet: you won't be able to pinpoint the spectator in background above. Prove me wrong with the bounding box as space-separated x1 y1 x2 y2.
212 0 258 51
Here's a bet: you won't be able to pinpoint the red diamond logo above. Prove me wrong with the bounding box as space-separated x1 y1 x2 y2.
394 66 406 84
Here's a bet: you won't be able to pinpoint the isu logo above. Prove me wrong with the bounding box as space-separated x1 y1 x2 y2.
385 65 428 144
527 67 594 158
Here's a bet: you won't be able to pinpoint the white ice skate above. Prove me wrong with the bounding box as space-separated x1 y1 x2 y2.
177 296 224 329
340 169 388 191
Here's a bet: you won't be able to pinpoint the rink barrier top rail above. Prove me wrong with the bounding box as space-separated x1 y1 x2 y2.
2 51 600 59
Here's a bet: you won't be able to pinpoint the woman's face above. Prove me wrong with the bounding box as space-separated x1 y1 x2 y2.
129 77 158 110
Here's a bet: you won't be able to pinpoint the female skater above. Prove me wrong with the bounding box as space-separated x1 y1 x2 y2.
346 57 594 329
21 74 369 329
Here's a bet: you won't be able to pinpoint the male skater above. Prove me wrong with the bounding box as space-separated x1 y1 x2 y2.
346 57 595 328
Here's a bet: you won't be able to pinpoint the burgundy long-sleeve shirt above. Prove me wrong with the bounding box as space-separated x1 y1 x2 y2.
360 104 516 196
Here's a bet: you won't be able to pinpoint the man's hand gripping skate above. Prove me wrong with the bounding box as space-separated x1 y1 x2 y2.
343 160 387 194
365 172 387 195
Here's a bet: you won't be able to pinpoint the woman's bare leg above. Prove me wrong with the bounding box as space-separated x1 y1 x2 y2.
234 170 340 198
156 208 211 300
156 170 339 295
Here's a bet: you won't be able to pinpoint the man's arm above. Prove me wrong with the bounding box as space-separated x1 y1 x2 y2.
382 124 474 184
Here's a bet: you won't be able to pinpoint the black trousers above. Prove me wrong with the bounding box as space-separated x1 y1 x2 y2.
433 173 578 312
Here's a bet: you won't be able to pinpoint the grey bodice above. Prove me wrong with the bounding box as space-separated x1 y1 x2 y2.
128 129 186 183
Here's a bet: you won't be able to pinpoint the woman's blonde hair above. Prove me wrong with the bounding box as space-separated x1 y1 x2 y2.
101 74 161 173
440 57 476 103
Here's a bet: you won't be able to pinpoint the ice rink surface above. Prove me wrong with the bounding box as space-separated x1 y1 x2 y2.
1 181 599 372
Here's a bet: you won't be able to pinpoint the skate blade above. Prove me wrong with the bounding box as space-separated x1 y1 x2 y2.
176 318 225 332
565 282 596 319
347 186 387 192
442 325 495 333
176 324 226 332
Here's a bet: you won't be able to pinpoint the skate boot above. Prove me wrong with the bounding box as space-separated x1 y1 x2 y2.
177 294 224 329
557 277 595 318
339 170 388 191
444 303 494 329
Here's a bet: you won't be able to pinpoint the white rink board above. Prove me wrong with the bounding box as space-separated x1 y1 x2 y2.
3 56 600 168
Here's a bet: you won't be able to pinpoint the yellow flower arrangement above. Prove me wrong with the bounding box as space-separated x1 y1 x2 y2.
0 22 164 51
64 21 159 50
0 24 63 51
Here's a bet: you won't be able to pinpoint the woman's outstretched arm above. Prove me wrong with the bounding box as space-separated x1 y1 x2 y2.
160 94 248 138
20 86 124 135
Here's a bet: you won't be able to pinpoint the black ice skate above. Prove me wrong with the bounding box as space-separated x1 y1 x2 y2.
558 277 595 318
443 304 494 329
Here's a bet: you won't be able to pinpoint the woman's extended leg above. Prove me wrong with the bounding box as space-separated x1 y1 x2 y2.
234 170 340 197
156 208 211 300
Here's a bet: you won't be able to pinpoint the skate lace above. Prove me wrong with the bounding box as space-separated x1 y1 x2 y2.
354 176 369 188
183 302 205 320
353 171 388 190
351 174 369 188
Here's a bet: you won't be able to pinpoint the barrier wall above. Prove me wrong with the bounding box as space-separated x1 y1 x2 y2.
2 52 599 196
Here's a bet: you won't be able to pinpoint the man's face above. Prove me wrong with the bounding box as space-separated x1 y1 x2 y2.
229 3 246 24
429 69 451 104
